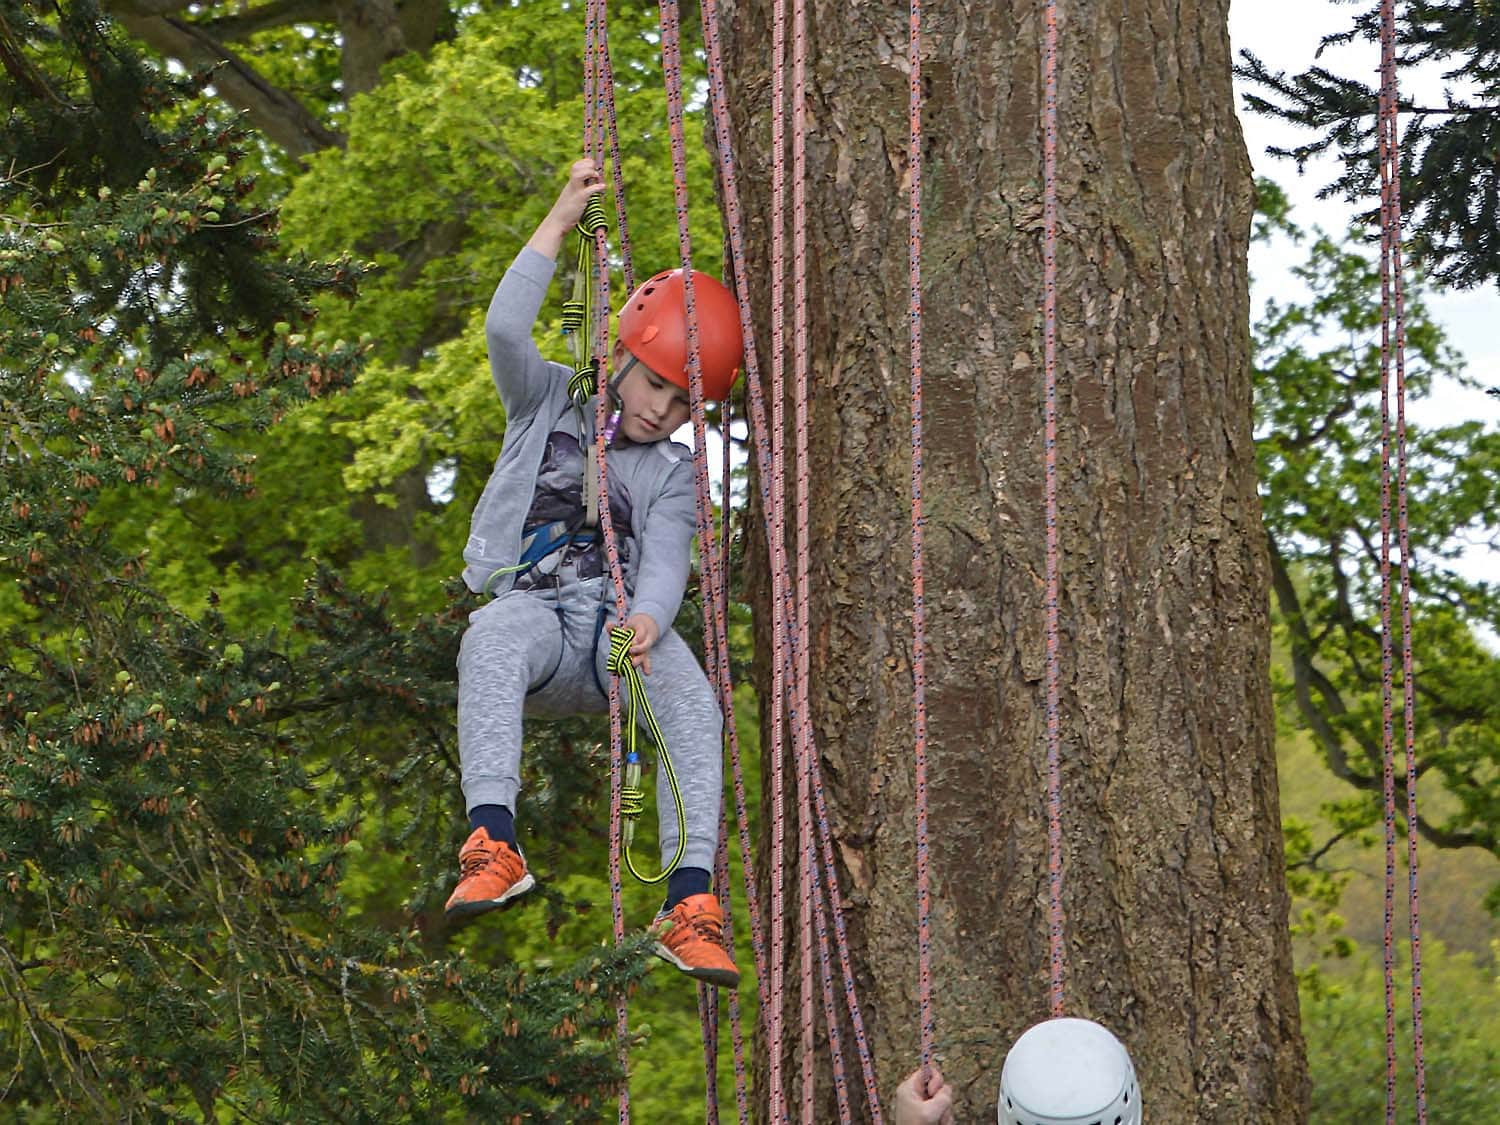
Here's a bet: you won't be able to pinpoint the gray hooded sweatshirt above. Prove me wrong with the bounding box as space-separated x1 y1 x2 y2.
461 247 697 639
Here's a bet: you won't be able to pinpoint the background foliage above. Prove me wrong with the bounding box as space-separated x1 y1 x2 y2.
2 1 740 1119
1238 0 1500 291
2 0 1497 1119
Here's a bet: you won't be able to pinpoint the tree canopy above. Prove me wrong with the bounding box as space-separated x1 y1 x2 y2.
0 4 665 1117
1237 0 1500 290
1252 181 1500 876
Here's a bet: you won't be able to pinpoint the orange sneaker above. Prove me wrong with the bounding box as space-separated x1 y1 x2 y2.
648 893 740 988
444 827 534 921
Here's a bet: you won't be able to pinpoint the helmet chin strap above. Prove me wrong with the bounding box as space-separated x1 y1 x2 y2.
584 354 642 530
601 355 639 445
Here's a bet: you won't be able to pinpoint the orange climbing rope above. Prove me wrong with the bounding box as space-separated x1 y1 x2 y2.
579 5 634 1120
653 2 764 1122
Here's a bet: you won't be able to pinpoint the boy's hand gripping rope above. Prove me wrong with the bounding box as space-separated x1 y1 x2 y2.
606 625 688 884
563 195 610 406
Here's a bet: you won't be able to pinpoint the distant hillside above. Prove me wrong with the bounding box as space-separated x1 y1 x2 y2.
1278 727 1500 966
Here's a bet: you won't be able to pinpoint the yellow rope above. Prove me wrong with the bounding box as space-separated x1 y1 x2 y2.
606 625 687 884
560 209 685 885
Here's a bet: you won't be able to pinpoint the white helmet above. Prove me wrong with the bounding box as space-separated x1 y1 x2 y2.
997 1017 1140 1125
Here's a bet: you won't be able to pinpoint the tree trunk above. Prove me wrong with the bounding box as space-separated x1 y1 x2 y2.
723 0 1309 1120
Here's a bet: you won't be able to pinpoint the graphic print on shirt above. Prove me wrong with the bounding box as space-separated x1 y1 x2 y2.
515 428 633 589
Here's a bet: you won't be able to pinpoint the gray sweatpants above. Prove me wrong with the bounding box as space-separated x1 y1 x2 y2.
457 574 723 872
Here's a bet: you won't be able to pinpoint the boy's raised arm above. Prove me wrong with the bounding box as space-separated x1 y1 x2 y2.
485 160 608 416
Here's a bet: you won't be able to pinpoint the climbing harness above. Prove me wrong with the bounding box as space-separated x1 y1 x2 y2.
480 519 599 597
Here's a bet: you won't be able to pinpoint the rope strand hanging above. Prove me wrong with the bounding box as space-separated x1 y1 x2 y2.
1377 0 1428 1119
907 0 935 1084
579 4 634 1117
653 1 766 1121
676 0 886 1115
575 1 1446 1120
1041 0 1068 1020
788 0 826 1111
697 0 884 1115
576 0 768 1112
767 0 791 1111
581 0 930 1118
696 0 800 1103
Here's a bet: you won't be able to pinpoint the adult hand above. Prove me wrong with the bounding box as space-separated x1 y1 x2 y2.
621 613 660 675
894 1065 956 1125
528 159 607 258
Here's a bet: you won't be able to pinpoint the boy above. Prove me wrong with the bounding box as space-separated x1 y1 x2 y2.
444 159 743 989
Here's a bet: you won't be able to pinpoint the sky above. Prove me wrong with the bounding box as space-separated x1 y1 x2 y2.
1228 0 1499 428
1229 0 1497 612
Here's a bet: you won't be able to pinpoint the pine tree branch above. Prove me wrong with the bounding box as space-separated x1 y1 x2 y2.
0 7 69 107
0 942 113 1116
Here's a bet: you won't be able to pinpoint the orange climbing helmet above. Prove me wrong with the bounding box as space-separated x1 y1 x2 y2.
617 269 744 401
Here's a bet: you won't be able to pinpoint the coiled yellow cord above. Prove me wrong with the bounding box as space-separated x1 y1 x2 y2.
607 625 687 884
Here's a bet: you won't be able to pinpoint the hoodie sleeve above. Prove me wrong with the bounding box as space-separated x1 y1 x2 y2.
630 456 697 640
486 246 560 419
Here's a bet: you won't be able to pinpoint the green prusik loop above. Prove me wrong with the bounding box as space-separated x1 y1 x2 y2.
621 781 645 820
564 195 610 401
567 358 599 409
576 194 607 238
606 625 687 885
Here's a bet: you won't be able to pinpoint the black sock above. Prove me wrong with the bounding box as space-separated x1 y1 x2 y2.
664 866 712 910
468 804 516 848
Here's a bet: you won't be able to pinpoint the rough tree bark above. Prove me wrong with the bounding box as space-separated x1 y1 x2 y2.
722 0 1309 1119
